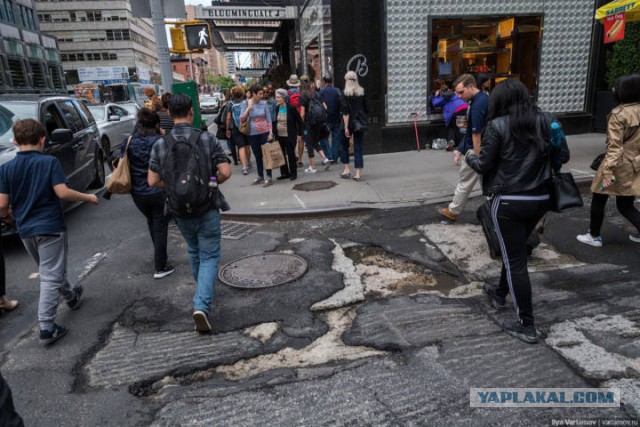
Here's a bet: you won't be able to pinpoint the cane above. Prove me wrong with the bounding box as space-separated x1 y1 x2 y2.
410 112 420 152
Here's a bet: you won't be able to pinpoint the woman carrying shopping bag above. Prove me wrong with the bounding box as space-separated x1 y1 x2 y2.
273 89 305 181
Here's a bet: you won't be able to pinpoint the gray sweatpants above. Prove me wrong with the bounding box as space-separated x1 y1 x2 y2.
21 233 74 331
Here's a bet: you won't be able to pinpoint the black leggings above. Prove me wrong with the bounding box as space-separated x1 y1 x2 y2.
0 233 5 297
590 193 640 237
131 192 169 271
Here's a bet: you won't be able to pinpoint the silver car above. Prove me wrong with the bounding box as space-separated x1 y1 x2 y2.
87 103 137 159
199 95 219 114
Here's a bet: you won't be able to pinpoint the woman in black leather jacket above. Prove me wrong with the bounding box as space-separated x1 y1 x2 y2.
465 79 569 344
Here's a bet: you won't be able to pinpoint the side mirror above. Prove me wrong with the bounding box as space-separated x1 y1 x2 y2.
109 115 121 122
49 129 73 145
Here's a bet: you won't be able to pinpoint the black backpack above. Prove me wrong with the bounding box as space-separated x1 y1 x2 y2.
307 96 327 126
213 102 227 129
163 129 212 218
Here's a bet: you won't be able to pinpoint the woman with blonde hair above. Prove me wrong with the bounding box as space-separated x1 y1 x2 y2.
341 71 368 181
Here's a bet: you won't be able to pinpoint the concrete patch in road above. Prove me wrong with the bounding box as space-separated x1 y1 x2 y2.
85 324 263 388
418 223 585 281
602 378 640 419
546 315 640 380
343 295 500 351
244 322 280 344
215 307 385 381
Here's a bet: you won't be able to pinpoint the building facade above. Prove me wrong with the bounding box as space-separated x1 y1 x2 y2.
299 0 605 154
0 0 65 92
35 0 160 87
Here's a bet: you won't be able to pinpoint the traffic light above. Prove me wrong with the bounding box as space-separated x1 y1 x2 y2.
184 23 212 50
170 27 186 53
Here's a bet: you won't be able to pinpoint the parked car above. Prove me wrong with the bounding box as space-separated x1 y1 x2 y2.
87 103 137 159
119 102 140 117
0 94 105 234
199 95 219 114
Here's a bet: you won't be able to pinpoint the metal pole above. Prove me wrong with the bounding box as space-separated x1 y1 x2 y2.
189 53 194 82
296 1 305 75
150 0 173 91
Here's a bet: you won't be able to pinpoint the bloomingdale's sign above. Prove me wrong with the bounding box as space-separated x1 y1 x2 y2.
196 6 298 20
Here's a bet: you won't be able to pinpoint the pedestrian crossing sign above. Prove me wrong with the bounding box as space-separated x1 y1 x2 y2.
185 23 212 50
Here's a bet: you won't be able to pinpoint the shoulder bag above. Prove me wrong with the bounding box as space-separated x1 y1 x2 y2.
548 150 583 213
106 136 132 194
239 117 250 135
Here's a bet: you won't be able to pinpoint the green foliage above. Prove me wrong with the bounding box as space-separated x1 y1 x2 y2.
205 75 237 91
606 21 640 88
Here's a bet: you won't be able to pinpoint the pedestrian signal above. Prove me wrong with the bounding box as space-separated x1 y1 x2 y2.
185 23 212 50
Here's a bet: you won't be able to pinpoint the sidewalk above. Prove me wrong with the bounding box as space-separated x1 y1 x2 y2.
221 133 605 217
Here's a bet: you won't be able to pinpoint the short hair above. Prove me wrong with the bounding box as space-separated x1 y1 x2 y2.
230 86 245 99
249 84 262 96
614 73 640 104
13 119 46 146
322 75 332 84
136 108 160 133
453 74 477 89
144 87 156 97
167 93 193 119
160 93 172 110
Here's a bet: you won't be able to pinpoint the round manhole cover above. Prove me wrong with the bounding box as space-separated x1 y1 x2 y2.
219 253 308 289
292 180 337 192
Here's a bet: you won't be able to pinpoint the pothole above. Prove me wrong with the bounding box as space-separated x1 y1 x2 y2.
344 245 462 298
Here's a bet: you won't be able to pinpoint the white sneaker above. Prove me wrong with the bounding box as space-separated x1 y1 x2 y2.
629 233 640 243
322 158 331 171
193 310 212 333
304 167 317 174
576 233 603 247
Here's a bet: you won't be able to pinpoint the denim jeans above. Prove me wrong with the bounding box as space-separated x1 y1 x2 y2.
247 133 272 179
340 130 364 169
327 121 343 162
175 209 221 314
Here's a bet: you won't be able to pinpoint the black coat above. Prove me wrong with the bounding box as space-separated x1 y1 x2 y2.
272 103 306 144
466 113 570 196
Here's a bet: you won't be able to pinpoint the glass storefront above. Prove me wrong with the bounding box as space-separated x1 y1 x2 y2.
301 0 333 86
430 16 542 102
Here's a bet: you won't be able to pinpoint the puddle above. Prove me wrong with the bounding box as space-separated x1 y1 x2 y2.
343 246 461 297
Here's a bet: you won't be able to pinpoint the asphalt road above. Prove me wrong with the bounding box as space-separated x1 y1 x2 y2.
1 182 639 425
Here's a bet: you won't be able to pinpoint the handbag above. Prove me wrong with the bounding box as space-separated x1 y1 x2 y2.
106 136 132 194
476 199 501 259
590 152 606 171
261 141 286 170
549 171 583 212
239 118 250 135
353 115 368 133
348 136 354 155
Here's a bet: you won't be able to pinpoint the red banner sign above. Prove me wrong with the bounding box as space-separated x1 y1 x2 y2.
604 13 626 43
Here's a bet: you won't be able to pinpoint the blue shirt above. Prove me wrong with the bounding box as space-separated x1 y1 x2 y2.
240 100 272 135
119 133 164 196
457 91 489 154
0 150 67 238
319 86 340 124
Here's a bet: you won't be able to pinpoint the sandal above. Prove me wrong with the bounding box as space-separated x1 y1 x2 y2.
0 298 19 311
353 176 362 182
340 173 351 179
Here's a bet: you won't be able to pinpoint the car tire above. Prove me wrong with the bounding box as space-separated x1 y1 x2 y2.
89 148 106 189
101 137 113 170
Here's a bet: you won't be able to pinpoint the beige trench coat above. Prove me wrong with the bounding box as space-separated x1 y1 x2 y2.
591 103 640 196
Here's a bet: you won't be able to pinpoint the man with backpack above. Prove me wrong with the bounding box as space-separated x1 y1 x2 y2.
286 74 304 168
319 75 348 163
299 79 331 174
148 94 231 333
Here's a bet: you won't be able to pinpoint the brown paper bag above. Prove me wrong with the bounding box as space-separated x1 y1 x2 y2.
261 142 286 170
106 136 132 194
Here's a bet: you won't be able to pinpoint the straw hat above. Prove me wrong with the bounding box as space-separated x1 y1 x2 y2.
286 74 300 87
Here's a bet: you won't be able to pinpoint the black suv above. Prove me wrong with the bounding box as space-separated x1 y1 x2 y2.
0 94 105 233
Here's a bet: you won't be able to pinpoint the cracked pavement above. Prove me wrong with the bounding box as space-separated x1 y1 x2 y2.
1 195 640 426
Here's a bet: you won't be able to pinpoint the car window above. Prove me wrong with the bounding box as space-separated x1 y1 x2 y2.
43 103 66 137
87 106 105 121
57 100 84 133
113 106 129 118
0 102 37 147
76 101 96 126
121 104 138 116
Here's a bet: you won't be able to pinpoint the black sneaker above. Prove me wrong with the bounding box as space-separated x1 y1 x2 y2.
503 320 538 344
193 310 212 333
154 265 175 279
67 286 84 310
483 283 507 310
39 324 68 345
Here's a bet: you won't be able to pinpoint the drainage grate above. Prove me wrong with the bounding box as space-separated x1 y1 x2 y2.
221 221 259 240
292 180 337 192
219 253 308 289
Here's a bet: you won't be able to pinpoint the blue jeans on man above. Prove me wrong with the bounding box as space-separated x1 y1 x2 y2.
174 209 221 314
319 121 343 162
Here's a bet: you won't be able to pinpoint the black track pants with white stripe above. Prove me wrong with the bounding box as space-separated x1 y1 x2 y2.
491 194 550 327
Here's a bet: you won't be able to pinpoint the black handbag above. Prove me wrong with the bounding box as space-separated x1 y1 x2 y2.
590 152 606 171
476 199 501 259
353 115 368 133
549 171 583 212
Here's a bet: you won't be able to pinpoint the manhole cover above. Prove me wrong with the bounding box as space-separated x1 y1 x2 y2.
292 180 337 192
221 221 259 240
219 253 308 289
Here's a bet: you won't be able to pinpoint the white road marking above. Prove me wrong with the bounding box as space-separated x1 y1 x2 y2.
78 252 107 281
28 273 39 279
294 193 307 209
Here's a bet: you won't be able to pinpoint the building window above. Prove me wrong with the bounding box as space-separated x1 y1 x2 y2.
87 10 102 22
430 16 542 99
106 29 130 41
1 0 15 23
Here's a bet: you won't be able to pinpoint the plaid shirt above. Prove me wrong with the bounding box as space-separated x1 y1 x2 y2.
149 123 228 178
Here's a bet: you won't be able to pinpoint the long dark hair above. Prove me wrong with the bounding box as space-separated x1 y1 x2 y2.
487 79 542 146
613 73 640 104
